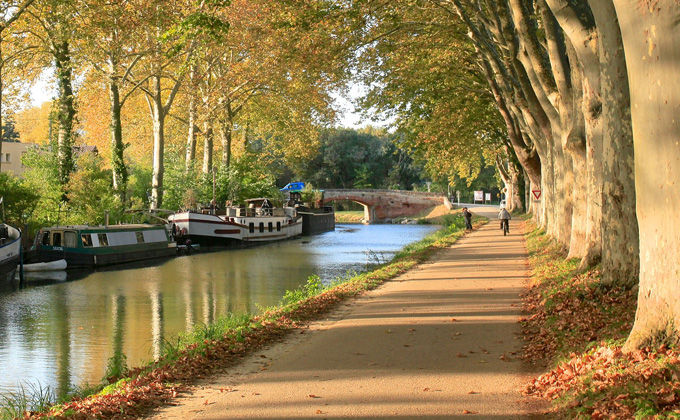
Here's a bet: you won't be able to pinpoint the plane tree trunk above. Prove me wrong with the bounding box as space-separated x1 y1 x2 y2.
588 0 639 285
109 71 127 202
202 119 214 174
55 40 75 185
612 0 680 350
185 94 199 172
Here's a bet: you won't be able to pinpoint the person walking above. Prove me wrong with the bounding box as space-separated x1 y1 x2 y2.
462 207 473 230
499 207 511 233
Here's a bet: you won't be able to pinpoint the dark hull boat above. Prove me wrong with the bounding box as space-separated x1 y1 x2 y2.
30 224 176 268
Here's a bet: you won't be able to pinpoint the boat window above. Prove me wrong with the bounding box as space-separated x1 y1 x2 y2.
98 233 109 246
81 234 93 247
277 222 281 231
143 229 167 243
136 231 145 243
249 223 254 233
259 222 264 233
41 231 50 246
52 232 62 247
64 231 77 248
268 222 273 232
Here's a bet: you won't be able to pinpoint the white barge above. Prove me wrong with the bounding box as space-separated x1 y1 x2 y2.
168 198 302 247
0 223 21 278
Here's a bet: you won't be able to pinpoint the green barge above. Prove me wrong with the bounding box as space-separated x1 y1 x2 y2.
29 224 176 268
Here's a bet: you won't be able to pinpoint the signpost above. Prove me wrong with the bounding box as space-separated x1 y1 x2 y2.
532 189 542 202
474 190 483 204
485 193 491 203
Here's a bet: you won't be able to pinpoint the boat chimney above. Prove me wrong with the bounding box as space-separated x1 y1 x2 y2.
105 210 109 227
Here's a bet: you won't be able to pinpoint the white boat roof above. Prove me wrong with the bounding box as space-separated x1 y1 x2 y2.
42 224 165 230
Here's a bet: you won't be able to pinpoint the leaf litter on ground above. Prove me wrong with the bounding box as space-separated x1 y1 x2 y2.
520 221 680 419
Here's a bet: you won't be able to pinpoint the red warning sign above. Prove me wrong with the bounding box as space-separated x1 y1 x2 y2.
532 190 542 200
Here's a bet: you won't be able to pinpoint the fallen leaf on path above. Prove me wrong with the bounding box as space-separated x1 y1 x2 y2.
462 409 479 414
486 288 493 290
408 328 416 332
385 330 393 333
316 409 325 414
451 318 458 322
456 353 468 358
468 391 480 394
308 394 321 398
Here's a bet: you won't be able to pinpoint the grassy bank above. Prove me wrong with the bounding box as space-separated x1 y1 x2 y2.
335 210 365 223
521 219 680 418
14 213 467 420
334 205 455 225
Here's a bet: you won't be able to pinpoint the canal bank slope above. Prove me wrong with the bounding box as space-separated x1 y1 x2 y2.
149 205 542 419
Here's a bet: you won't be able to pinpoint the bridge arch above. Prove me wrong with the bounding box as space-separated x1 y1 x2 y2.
323 196 376 223
322 189 450 223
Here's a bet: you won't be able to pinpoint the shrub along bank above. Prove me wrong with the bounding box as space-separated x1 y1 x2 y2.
13 213 467 420
521 219 680 419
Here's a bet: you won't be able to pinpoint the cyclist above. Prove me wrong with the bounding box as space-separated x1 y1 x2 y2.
498 207 511 233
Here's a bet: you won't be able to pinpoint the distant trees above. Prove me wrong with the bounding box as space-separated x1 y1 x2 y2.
0 172 39 226
294 128 423 190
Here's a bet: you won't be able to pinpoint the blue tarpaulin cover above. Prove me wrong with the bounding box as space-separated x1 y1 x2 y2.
280 182 305 192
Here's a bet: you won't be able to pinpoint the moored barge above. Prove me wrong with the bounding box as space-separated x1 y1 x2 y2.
168 198 302 247
30 224 176 268
0 223 21 278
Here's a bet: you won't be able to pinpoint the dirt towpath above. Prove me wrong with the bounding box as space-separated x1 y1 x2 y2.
149 205 540 419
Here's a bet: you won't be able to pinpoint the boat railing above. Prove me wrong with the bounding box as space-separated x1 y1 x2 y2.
225 206 286 218
258 207 273 217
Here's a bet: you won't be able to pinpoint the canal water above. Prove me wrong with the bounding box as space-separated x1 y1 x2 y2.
0 223 440 401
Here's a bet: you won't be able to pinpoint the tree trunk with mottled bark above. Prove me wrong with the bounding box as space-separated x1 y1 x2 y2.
588 0 639 285
202 119 213 174
185 95 198 172
55 41 75 185
612 0 680 350
220 120 232 167
109 75 127 202
150 75 165 210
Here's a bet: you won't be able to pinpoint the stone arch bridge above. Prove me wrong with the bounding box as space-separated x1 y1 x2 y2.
323 189 452 223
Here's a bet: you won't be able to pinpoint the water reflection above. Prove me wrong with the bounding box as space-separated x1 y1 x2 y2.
0 224 439 400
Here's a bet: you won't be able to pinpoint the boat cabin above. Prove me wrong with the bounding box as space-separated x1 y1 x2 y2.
37 225 170 249
31 224 176 267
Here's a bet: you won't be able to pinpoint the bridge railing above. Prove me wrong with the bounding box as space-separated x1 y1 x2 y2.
323 188 446 199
